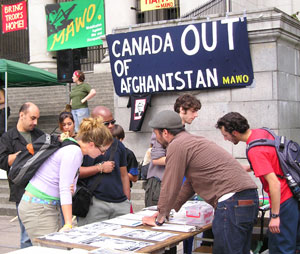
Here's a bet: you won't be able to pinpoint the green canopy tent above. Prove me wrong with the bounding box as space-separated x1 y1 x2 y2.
0 59 66 131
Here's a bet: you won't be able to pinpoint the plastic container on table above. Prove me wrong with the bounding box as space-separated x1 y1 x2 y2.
185 203 214 226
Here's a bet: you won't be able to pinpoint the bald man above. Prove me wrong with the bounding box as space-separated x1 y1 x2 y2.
0 102 44 248
77 106 131 226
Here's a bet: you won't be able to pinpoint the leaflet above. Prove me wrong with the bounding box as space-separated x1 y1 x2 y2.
105 227 177 242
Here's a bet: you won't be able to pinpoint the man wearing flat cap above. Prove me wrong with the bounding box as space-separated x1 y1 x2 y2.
142 110 259 254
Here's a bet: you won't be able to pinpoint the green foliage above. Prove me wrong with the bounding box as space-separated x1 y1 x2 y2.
291 11 300 21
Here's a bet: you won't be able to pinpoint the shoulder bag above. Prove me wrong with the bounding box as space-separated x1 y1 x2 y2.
72 139 118 217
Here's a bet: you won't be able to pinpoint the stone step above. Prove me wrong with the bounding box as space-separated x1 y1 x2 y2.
131 188 145 201
0 179 8 186
7 116 60 135
0 203 17 216
132 180 146 190
132 200 145 213
0 193 9 204
0 184 9 195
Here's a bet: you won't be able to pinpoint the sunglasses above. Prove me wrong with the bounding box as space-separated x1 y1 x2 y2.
103 119 116 126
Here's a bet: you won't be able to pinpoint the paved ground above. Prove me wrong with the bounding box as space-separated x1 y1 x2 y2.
0 216 20 254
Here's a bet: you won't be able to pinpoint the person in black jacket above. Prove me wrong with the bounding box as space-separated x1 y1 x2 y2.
0 102 44 248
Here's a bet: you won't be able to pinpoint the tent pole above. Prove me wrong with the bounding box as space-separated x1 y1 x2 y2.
4 72 8 132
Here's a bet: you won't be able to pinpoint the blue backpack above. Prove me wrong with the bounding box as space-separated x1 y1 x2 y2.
246 128 300 201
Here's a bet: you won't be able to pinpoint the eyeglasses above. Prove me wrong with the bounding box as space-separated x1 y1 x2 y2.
103 119 116 126
97 146 108 154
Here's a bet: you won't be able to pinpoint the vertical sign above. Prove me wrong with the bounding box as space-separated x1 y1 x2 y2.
141 0 175 12
1 1 28 33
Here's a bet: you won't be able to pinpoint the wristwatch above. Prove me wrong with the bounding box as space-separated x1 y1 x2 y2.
270 213 279 218
155 219 164 226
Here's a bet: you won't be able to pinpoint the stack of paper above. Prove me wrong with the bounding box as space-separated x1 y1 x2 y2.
152 223 198 232
105 227 177 242
103 218 142 227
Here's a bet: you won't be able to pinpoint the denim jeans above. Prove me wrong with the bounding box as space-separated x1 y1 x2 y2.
268 197 300 254
72 107 89 132
16 202 32 248
212 189 259 254
183 236 194 254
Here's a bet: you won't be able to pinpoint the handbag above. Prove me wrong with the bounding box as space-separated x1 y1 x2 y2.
72 139 118 217
138 162 149 180
72 180 93 217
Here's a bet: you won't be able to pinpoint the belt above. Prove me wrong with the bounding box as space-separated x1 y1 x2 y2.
22 194 60 206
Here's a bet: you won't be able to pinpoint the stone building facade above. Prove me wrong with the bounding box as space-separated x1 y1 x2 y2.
97 8 300 162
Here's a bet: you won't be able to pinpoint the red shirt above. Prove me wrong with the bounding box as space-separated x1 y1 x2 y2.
247 129 293 205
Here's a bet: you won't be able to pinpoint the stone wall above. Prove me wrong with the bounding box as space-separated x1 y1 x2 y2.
100 8 300 162
6 72 114 134
5 8 300 164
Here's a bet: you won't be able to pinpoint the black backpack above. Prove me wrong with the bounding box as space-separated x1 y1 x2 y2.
246 127 300 201
8 133 79 188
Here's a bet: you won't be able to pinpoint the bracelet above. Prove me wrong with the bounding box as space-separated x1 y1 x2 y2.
98 162 104 174
63 224 72 229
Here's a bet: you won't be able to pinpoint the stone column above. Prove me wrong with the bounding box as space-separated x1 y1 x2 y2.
94 0 136 73
28 0 57 72
105 0 136 35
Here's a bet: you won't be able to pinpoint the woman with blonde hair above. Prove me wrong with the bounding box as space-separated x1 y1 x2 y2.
18 117 113 242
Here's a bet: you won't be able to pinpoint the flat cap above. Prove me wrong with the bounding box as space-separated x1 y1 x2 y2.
149 110 183 129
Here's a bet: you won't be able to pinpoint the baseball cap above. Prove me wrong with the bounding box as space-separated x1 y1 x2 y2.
149 110 183 129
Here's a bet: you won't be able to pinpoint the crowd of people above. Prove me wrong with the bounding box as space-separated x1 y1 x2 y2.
0 71 299 254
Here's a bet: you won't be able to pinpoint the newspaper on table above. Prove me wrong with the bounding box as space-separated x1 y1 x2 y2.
103 217 142 227
105 227 178 242
79 235 154 252
89 247 134 254
152 223 198 232
117 210 157 221
142 205 158 211
40 222 121 243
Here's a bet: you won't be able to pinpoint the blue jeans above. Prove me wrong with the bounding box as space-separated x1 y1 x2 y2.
212 189 259 254
16 202 32 248
72 108 89 132
183 236 194 254
268 197 300 254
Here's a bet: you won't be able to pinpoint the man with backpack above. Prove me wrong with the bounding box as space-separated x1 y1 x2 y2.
0 102 44 248
216 112 300 254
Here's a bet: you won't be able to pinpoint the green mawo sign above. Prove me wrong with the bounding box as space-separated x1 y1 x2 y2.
45 0 105 51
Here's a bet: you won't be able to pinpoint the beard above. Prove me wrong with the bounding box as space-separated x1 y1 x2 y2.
158 138 168 149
